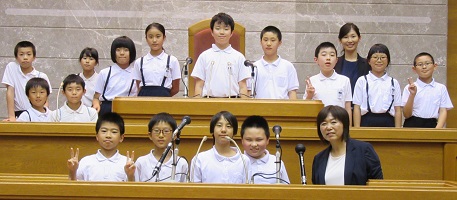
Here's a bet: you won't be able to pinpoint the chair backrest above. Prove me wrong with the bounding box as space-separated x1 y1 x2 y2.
187 19 246 97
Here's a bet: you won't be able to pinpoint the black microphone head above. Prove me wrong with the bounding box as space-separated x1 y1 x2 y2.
295 143 306 154
186 57 193 64
183 116 191 125
272 125 282 135
244 60 252 67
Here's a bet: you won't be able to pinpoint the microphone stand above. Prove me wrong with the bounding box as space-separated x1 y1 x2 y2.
190 136 208 182
250 65 255 98
275 137 281 184
170 131 181 182
183 62 189 98
225 136 249 184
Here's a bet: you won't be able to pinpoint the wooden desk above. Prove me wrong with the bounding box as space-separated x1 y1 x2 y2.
112 97 324 127
0 123 457 184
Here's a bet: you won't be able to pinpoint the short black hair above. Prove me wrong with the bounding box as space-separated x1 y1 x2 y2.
79 47 99 64
260 26 282 41
148 112 177 132
241 115 270 139
413 52 435 66
315 42 337 58
210 111 238 135
210 12 235 32
62 74 85 91
316 105 350 145
96 112 125 135
25 77 50 97
14 41 36 58
110 36 136 64
367 43 391 66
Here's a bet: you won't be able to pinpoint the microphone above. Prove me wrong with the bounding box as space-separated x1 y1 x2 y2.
190 136 208 182
151 142 173 181
295 143 307 185
185 57 193 65
172 116 191 138
272 125 282 140
225 136 249 184
244 60 256 68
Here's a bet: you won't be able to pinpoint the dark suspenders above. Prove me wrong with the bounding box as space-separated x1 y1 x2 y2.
101 66 112 101
364 75 395 113
140 55 171 87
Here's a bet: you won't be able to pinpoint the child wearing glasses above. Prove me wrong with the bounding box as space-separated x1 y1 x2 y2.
401 52 453 128
353 44 402 127
134 112 188 182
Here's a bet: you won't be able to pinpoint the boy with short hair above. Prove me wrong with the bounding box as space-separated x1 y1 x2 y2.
67 112 135 181
303 42 352 125
402 52 453 128
249 26 299 99
241 115 289 184
50 74 98 122
17 77 51 122
134 112 188 182
2 41 51 121
191 13 250 98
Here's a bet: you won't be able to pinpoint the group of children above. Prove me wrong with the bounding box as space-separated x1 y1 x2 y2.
68 111 289 184
1 12 453 128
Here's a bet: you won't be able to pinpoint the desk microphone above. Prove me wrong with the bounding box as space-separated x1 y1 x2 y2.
190 136 208 182
225 136 249 184
295 143 307 185
244 60 256 68
172 116 191 138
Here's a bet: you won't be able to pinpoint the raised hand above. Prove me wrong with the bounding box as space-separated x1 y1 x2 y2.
305 77 315 99
124 151 136 181
407 77 417 95
67 148 79 180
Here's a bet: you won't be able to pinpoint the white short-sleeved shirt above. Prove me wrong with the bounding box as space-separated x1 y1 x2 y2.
49 102 98 122
94 64 137 101
324 153 346 185
401 78 453 119
2 62 52 111
247 56 299 99
353 72 402 116
16 107 51 122
79 72 99 107
191 44 250 97
76 150 128 181
133 51 181 89
135 150 188 182
303 70 352 108
191 146 250 183
245 150 290 184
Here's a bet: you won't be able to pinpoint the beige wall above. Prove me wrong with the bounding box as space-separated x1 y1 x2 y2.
0 0 448 118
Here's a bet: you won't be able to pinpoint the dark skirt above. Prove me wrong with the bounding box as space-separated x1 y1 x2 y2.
138 86 171 97
403 116 437 128
99 101 112 117
361 112 395 127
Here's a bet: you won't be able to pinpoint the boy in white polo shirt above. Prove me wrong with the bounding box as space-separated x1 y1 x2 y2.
2 41 51 121
402 52 453 128
304 42 352 125
16 77 52 122
67 112 135 181
249 26 299 99
50 74 98 122
191 13 250 98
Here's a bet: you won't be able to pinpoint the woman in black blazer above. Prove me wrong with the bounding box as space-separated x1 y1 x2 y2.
312 105 383 185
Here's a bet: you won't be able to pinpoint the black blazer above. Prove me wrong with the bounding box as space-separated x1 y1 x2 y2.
312 139 383 185
334 54 370 78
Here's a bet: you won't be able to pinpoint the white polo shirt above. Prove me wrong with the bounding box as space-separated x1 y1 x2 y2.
133 51 181 89
245 150 290 184
135 150 188 182
76 150 128 181
2 62 52 111
16 107 51 122
401 78 453 119
248 56 299 99
49 102 98 122
191 44 250 97
94 63 137 101
191 146 250 183
353 72 402 116
79 72 99 107
304 70 352 108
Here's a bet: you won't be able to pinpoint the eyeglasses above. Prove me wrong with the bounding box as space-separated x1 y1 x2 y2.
371 56 388 61
151 128 172 135
415 62 434 68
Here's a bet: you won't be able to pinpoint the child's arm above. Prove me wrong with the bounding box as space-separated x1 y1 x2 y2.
436 108 447 128
238 79 248 98
67 148 79 180
403 78 416 118
170 79 180 97
194 78 204 98
5 85 16 121
288 90 297 99
92 92 101 112
124 151 136 181
345 101 352 127
353 105 361 127
394 106 402 127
